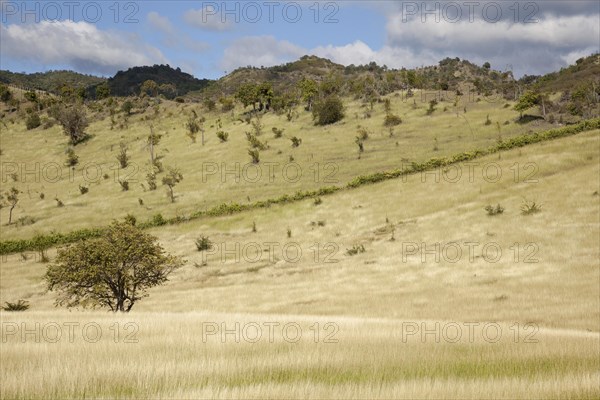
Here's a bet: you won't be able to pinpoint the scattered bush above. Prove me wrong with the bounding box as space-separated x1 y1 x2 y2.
146 172 157 191
124 214 137 226
216 130 229 142
384 114 402 127
521 199 542 215
291 136 302 148
65 148 79 167
346 244 366 256
248 149 260 164
357 127 369 141
79 185 89 195
246 132 267 150
313 96 345 125
272 127 284 138
15 216 35 227
2 300 29 311
26 113 41 130
195 236 213 251
121 100 133 115
119 180 130 191
116 143 129 168
485 204 505 216
426 100 438 115
151 213 166 226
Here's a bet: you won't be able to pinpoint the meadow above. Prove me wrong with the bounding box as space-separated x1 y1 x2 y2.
1 88 598 398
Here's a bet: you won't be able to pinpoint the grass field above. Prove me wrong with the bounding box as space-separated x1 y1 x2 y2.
1 91 551 239
1 104 598 400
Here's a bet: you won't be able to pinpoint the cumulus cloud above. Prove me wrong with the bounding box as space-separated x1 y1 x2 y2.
184 7 234 31
148 11 174 35
384 14 600 76
220 36 305 71
147 13 210 53
0 20 168 75
220 10 599 78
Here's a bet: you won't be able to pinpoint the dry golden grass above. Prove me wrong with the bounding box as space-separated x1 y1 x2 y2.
1 91 548 239
0 95 598 398
1 312 598 399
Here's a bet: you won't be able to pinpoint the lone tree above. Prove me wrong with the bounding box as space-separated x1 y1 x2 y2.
514 90 540 119
298 78 319 111
1 187 20 225
95 83 110 100
140 80 159 97
162 168 183 203
56 104 89 144
45 222 184 312
312 96 344 125
236 83 259 110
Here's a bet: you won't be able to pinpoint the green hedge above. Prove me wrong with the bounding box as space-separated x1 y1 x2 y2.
1 119 598 256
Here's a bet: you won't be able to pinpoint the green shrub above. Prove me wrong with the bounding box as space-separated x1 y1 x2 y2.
116 143 129 168
246 132 267 150
151 213 166 226
195 236 212 251
65 148 79 167
313 96 344 125
15 216 36 227
521 199 542 215
2 300 29 311
346 244 366 256
384 114 402 127
26 113 41 130
485 204 504 216
248 149 260 164
216 130 229 142
124 214 137 226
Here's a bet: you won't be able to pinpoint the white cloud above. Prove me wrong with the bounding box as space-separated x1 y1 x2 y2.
383 14 600 76
220 12 599 78
220 36 305 71
147 11 174 35
184 7 234 32
0 20 168 75
148 13 210 54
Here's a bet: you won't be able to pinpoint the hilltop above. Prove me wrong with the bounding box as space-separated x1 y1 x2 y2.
103 64 212 98
0 69 105 93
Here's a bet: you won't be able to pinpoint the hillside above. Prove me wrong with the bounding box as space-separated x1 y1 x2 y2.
199 55 518 101
0 54 599 399
104 64 212 97
0 69 106 93
2 127 598 398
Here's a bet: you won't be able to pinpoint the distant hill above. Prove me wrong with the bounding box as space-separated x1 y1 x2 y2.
104 64 212 97
0 70 106 93
197 55 518 102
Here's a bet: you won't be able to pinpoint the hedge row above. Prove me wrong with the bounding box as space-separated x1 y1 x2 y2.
1 118 598 255
347 118 599 188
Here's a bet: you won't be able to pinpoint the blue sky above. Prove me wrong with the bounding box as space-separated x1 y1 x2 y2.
1 1 598 79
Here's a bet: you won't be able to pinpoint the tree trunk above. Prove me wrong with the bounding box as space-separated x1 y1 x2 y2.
8 205 15 224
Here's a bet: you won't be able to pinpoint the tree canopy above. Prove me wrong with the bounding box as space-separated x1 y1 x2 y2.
45 222 184 312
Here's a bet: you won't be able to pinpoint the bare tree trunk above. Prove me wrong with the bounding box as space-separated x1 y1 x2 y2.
8 205 15 224
541 97 546 118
